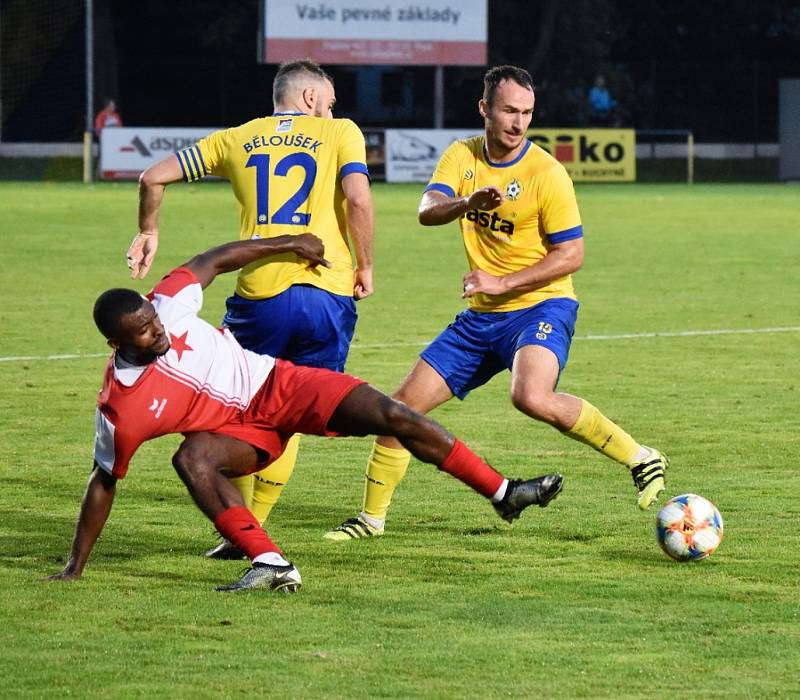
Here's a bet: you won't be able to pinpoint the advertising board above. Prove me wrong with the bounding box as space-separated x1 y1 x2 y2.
262 0 486 65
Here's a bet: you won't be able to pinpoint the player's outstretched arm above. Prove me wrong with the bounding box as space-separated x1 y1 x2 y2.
128 154 184 280
418 187 505 226
342 172 374 300
183 233 331 289
48 465 117 581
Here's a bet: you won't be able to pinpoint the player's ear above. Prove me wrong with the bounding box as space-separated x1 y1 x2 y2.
107 338 120 351
478 99 488 118
302 86 316 110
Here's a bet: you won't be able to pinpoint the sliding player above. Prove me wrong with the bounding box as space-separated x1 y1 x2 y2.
50 234 563 592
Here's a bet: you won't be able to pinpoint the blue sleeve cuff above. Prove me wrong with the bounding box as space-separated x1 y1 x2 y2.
547 225 584 244
340 162 370 181
424 182 456 198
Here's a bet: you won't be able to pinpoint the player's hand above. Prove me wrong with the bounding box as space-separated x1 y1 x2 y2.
462 269 508 298
127 231 159 279
353 267 373 300
292 233 331 269
467 186 505 211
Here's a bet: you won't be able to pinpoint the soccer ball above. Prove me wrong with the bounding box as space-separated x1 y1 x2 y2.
656 493 724 562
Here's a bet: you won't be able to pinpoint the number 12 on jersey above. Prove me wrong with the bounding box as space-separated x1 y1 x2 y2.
246 152 317 226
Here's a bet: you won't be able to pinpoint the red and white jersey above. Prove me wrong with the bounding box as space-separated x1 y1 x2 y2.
94 267 275 478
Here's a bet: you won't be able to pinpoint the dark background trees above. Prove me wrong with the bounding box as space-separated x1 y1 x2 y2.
2 0 799 142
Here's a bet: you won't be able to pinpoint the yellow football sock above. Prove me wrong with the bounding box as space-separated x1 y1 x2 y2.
250 433 300 524
362 441 411 522
229 474 254 510
565 399 641 466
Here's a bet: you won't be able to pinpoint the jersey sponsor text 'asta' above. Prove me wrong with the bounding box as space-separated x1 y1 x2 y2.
463 208 515 235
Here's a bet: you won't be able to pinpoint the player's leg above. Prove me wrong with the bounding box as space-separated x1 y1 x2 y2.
325 329 489 540
231 286 357 531
219 292 296 530
324 358 454 540
204 471 253 559
325 310 508 540
250 433 299 521
326 383 563 521
171 433 301 592
508 313 666 509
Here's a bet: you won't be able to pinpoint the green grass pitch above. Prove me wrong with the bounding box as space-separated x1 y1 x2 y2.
0 181 798 697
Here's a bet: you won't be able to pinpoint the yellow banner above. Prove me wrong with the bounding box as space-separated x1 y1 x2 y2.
527 129 636 182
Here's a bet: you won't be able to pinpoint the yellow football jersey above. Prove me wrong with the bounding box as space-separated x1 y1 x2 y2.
426 137 583 312
176 112 368 299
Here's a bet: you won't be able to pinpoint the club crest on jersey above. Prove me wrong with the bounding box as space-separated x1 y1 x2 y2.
464 169 474 181
276 118 293 133
505 179 522 201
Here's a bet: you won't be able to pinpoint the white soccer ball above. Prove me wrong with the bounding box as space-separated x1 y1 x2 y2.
656 493 724 562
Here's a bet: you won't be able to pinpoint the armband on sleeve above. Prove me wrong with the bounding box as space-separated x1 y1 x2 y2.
176 144 210 183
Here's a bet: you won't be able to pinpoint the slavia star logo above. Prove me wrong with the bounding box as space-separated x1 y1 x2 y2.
505 179 522 201
169 331 193 361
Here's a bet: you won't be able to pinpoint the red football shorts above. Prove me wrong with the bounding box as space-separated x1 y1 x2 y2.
211 359 364 472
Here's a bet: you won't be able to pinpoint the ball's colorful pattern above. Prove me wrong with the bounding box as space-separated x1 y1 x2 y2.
656 493 724 561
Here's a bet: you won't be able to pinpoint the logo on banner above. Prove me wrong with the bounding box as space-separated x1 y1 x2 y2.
531 133 627 164
390 132 437 161
119 136 151 157
117 134 204 157
528 129 635 182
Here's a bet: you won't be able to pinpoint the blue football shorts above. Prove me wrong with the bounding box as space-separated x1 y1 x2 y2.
420 297 579 400
223 284 357 372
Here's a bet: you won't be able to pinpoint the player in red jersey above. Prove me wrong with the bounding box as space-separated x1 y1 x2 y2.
49 233 563 592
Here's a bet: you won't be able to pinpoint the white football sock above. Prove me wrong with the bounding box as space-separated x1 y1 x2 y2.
359 512 385 530
253 551 291 567
628 445 652 466
491 479 509 503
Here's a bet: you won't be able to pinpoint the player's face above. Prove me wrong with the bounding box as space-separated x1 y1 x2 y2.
313 79 336 119
112 301 170 365
479 79 535 157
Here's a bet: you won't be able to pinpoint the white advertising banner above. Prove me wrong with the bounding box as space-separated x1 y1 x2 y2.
262 0 486 65
99 127 219 180
385 129 480 182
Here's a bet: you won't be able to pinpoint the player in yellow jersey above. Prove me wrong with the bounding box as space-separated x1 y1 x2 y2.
127 59 374 558
325 65 667 542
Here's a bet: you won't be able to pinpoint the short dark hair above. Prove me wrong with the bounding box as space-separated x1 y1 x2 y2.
273 59 333 106
93 288 145 339
483 65 534 106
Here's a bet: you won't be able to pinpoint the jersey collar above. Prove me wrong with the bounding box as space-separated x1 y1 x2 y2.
272 111 307 117
113 352 147 386
483 139 531 168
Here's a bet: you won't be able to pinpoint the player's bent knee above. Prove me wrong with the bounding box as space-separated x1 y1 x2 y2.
172 449 200 480
392 386 435 414
511 389 555 422
392 386 416 407
381 397 422 436
171 439 218 483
